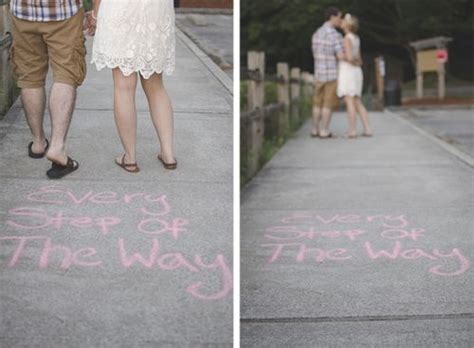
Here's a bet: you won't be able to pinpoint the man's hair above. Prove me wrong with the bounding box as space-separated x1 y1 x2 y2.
325 7 341 21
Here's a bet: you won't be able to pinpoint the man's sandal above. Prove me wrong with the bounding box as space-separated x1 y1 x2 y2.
115 154 140 173
46 157 79 179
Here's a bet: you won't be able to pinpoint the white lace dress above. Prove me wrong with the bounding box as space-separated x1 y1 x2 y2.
91 0 175 78
337 33 363 97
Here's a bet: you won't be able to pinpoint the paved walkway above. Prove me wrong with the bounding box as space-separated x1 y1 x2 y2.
0 29 233 346
241 111 474 347
176 12 233 78
399 107 474 158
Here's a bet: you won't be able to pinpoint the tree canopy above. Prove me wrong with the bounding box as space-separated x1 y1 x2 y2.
241 0 473 80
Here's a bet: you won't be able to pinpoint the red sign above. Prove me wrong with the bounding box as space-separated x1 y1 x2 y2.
437 49 448 63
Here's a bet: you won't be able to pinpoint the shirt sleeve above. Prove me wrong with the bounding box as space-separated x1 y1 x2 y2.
311 33 318 57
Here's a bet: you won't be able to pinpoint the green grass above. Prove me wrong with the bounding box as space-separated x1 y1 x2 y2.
240 80 313 185
240 80 279 111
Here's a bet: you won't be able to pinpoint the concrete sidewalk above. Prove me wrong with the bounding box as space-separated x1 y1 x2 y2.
176 12 233 78
0 29 233 346
241 112 473 346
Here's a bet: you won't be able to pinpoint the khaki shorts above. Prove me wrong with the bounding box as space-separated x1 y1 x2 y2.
10 8 87 89
313 80 339 110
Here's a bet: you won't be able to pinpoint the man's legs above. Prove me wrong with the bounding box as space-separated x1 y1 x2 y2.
319 80 338 137
11 16 49 154
311 106 321 136
319 107 333 137
43 9 86 167
46 83 77 165
21 87 47 153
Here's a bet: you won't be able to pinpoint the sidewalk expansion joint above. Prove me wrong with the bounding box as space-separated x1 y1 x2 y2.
241 313 474 324
0 175 231 185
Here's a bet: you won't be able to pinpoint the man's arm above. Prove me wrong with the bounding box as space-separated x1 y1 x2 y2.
311 33 318 58
334 33 346 61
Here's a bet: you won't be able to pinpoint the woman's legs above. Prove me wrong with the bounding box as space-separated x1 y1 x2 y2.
140 73 175 164
112 68 138 167
354 97 373 135
344 95 357 137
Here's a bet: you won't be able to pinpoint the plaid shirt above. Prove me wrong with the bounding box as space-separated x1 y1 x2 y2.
312 22 343 82
10 0 83 22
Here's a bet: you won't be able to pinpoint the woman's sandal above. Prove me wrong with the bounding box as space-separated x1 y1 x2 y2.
28 139 49 159
115 154 140 173
362 132 373 137
158 154 177 170
46 157 79 179
319 132 333 139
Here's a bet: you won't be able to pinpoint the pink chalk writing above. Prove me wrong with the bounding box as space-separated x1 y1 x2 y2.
1 186 233 301
137 217 189 240
262 243 352 263
0 235 232 300
364 241 471 276
0 236 102 268
26 185 171 210
265 226 365 241
280 212 409 228
260 213 471 277
7 207 121 235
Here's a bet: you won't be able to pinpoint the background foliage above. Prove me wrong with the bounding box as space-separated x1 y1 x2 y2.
241 0 474 82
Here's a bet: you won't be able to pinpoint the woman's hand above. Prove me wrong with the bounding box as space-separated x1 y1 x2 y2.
351 56 363 67
84 11 97 36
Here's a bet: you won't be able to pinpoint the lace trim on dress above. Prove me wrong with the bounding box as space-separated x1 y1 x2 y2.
92 52 175 79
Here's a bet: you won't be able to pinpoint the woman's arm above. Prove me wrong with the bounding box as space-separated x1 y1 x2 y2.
343 36 363 66
92 0 101 16
343 36 353 63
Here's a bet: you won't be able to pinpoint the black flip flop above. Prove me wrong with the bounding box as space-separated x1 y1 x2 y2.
310 133 319 138
46 157 79 179
28 139 49 159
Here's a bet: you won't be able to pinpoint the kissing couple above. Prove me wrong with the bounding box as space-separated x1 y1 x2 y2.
9 0 177 179
311 6 373 139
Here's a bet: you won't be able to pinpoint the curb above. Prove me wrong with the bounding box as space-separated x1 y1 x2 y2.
176 28 233 96
175 8 233 15
175 20 232 71
386 109 474 168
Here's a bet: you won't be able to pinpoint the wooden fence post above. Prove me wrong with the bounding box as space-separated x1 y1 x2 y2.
374 56 385 110
290 67 301 128
246 51 265 178
0 4 13 117
301 72 314 100
276 62 289 137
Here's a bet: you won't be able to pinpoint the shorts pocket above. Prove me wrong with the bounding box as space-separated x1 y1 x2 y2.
72 35 87 86
9 42 18 76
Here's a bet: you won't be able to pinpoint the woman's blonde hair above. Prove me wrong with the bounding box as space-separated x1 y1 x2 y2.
344 13 359 33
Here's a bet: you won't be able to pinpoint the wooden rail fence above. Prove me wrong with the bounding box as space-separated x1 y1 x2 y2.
241 51 314 181
0 1 18 118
